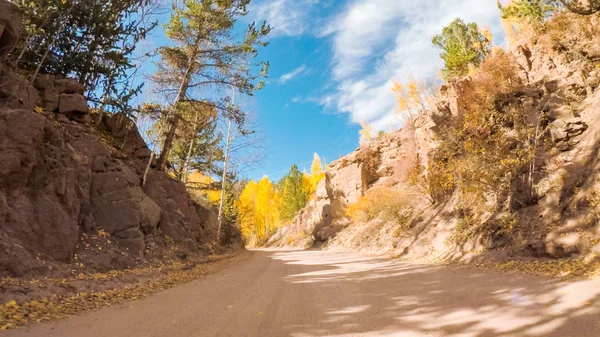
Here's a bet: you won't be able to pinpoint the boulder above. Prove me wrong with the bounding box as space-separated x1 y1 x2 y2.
316 226 338 241
0 98 229 277
0 65 38 110
55 78 85 95
113 227 145 257
59 94 89 115
144 171 203 243
0 0 22 57
34 74 59 111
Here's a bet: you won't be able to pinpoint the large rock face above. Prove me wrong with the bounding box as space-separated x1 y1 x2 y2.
269 14 600 263
0 3 236 277
0 105 225 277
268 128 421 248
0 0 21 57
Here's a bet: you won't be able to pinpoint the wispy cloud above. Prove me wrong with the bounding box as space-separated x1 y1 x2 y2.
279 65 307 84
250 0 507 131
321 0 506 130
248 0 319 37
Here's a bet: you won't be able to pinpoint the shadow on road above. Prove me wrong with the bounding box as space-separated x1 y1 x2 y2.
261 249 600 337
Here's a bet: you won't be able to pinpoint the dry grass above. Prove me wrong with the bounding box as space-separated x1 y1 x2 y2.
346 188 413 228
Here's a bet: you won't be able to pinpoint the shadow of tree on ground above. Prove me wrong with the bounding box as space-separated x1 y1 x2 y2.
263 249 600 337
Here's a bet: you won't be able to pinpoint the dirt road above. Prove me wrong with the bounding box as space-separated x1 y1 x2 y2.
4 249 600 337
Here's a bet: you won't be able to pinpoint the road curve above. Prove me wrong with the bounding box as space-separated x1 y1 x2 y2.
4 249 599 337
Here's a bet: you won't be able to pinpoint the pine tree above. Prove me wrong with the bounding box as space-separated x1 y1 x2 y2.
152 0 270 171
279 165 307 223
498 0 559 26
432 18 492 80
140 102 224 181
12 0 157 115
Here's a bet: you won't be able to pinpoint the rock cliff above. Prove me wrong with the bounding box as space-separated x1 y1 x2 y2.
0 3 239 278
269 13 600 264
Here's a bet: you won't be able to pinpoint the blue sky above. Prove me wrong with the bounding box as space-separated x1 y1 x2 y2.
242 0 507 182
139 0 507 182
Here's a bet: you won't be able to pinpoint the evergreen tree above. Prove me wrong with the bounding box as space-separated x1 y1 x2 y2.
432 18 491 80
141 102 224 181
279 165 307 223
152 0 270 171
11 0 157 115
498 0 560 25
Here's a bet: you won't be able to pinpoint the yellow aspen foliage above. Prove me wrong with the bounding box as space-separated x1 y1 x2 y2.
477 25 493 51
302 153 325 199
302 170 312 198
391 77 431 120
480 25 493 43
187 172 221 203
501 14 520 45
359 122 373 144
237 176 282 245
237 180 258 240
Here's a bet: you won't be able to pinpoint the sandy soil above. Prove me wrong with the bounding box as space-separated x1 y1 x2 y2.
4 249 600 337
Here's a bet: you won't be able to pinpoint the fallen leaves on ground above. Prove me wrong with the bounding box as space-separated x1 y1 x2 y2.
472 259 600 278
0 252 248 330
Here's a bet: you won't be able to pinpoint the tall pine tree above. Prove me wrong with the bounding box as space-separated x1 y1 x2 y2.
432 18 491 80
152 0 270 171
279 165 308 223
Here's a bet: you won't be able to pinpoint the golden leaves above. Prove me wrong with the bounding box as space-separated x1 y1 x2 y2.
391 77 431 121
0 253 247 330
473 259 600 279
359 122 373 143
302 153 325 200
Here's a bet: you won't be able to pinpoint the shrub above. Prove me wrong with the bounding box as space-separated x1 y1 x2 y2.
407 163 437 204
499 0 559 27
346 188 413 227
539 10 600 56
428 49 535 205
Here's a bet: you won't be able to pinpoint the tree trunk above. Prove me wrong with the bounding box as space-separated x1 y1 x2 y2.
181 109 200 183
157 66 192 172
217 115 232 241
217 86 235 242
157 114 181 171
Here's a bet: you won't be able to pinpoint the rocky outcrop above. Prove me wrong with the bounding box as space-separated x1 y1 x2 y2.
268 128 421 248
0 0 21 57
0 103 231 277
269 14 600 263
0 9 238 277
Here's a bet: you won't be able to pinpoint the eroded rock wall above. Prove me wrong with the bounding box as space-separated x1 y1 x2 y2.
0 6 237 277
269 14 600 263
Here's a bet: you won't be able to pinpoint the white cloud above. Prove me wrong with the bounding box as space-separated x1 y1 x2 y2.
321 0 506 131
279 65 307 84
248 0 319 37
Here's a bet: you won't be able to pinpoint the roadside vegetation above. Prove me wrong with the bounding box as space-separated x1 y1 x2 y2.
340 1 600 262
